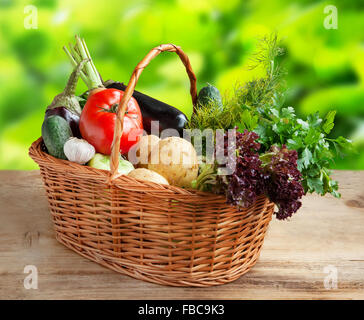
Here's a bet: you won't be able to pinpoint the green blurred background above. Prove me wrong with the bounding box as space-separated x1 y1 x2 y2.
0 0 363 170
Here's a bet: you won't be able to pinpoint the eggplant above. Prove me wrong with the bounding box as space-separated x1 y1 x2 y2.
45 106 81 138
104 80 188 135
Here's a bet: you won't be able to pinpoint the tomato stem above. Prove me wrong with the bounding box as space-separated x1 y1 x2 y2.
96 103 119 114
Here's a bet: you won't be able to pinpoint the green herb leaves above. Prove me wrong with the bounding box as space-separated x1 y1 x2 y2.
323 110 336 134
238 109 259 132
300 148 313 169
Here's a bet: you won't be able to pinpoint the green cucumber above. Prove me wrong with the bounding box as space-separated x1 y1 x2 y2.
41 115 72 159
197 83 223 108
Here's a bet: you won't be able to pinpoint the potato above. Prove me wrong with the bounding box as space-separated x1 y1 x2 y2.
148 137 198 188
128 135 160 168
128 168 169 185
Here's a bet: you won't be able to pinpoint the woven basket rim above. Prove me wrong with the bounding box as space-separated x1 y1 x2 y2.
28 137 227 197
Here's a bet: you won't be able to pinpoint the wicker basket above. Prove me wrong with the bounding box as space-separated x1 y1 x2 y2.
29 44 275 287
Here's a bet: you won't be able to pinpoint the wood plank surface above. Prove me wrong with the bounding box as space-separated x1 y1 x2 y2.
0 170 363 300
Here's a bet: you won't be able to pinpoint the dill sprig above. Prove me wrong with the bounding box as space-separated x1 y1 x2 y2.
186 98 240 131
230 33 285 113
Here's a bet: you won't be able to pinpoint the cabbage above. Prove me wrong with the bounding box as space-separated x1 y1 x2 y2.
88 153 134 175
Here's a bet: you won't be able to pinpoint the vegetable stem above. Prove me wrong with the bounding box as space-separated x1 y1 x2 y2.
63 35 103 91
64 59 87 96
63 46 88 85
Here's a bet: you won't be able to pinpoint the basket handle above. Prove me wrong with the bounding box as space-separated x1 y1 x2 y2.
109 44 197 181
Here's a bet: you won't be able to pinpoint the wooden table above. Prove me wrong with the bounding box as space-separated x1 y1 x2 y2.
1 170 363 300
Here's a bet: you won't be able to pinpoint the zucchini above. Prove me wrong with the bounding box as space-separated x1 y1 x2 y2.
41 115 72 159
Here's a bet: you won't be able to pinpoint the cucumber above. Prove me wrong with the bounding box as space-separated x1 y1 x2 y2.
41 115 72 159
197 83 223 109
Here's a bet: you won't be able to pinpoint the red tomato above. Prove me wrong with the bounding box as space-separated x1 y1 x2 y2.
80 88 143 155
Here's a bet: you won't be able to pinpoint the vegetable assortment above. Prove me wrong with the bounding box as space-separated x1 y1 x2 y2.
39 35 351 220
187 35 351 219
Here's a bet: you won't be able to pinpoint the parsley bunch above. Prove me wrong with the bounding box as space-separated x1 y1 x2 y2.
253 99 351 197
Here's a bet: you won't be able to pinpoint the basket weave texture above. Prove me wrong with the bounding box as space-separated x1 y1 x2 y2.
29 44 275 287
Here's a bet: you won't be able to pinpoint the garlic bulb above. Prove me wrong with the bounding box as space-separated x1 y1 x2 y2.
64 137 95 164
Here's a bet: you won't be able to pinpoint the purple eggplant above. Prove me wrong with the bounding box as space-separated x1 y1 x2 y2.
104 80 188 135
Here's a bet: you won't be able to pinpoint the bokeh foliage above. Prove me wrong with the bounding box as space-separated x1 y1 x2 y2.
0 0 363 170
